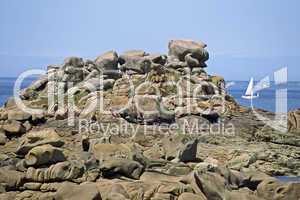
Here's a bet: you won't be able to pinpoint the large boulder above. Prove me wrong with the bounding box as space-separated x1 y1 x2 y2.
62 66 84 82
95 50 119 71
21 75 48 99
118 50 147 64
168 40 209 67
100 159 144 179
227 152 257 171
181 170 231 200
120 95 175 123
7 109 31 121
0 168 25 190
118 50 152 74
63 57 84 68
90 143 137 160
226 188 263 200
24 144 66 167
25 161 84 182
80 77 115 91
16 128 64 155
2 120 26 135
256 178 300 200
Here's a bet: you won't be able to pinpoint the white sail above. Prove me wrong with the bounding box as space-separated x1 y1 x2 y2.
245 77 254 96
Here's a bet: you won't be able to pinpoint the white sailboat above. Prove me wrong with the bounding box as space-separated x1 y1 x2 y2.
242 77 259 99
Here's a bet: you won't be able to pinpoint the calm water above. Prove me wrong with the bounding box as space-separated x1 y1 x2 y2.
0 77 36 106
227 81 300 112
0 78 300 112
276 176 300 183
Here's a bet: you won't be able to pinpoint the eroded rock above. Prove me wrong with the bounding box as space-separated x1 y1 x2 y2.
16 128 64 155
25 144 66 167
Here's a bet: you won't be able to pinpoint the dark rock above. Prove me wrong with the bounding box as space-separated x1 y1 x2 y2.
173 139 198 163
100 159 144 179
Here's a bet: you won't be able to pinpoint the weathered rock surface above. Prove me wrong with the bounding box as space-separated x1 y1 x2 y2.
24 144 66 166
16 128 64 155
257 178 300 200
55 182 101 200
25 161 84 182
288 108 300 134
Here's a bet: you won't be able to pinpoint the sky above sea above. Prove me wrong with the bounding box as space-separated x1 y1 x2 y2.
0 0 299 80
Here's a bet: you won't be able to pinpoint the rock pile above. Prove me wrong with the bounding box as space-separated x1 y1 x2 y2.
0 40 299 200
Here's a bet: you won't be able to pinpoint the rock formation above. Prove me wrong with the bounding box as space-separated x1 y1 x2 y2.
0 39 299 200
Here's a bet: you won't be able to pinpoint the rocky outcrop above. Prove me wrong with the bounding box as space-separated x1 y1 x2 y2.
0 39 299 200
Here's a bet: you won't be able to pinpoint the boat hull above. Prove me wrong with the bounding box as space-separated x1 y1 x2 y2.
242 95 259 99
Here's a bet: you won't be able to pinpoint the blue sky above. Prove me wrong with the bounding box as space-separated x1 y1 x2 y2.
0 0 299 80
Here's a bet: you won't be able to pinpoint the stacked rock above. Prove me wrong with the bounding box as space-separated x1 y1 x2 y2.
118 50 167 75
167 39 209 75
1 40 227 125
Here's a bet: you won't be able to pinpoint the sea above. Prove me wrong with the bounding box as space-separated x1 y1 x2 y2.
227 81 300 112
1 78 300 112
